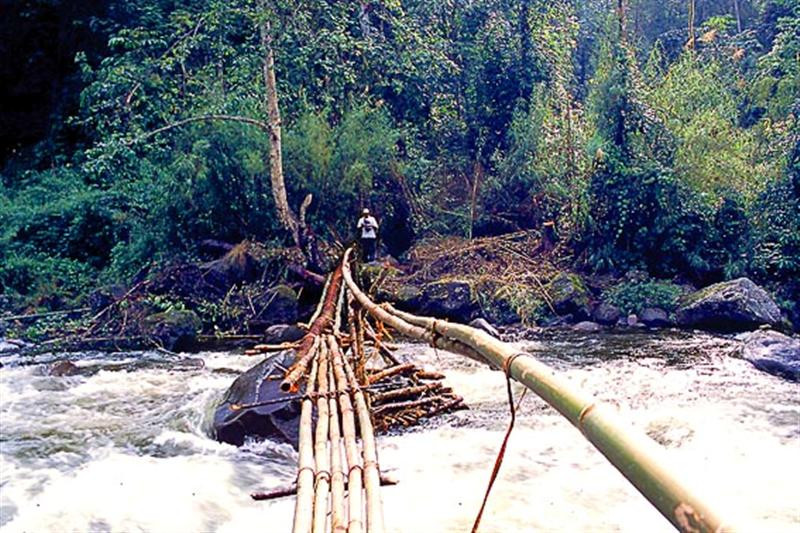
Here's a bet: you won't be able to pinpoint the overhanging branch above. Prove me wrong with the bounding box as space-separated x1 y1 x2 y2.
127 114 271 145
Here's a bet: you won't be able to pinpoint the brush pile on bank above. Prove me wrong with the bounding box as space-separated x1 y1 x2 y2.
1 241 329 352
373 230 572 326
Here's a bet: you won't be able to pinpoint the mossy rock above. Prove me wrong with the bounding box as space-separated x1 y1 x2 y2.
546 273 591 320
384 284 423 312
482 289 521 326
252 284 299 330
142 309 202 351
419 279 476 323
358 263 396 290
676 277 782 331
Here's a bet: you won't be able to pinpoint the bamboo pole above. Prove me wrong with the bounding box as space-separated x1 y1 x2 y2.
363 324 401 366
327 335 364 533
312 343 331 533
292 352 320 533
341 340 385 533
367 363 417 384
328 364 347 533
370 383 442 403
341 249 730 533
282 265 343 392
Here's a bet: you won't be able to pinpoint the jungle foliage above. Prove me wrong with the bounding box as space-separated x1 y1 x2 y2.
1 0 798 309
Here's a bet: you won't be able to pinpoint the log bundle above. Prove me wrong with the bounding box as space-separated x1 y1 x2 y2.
245 261 464 532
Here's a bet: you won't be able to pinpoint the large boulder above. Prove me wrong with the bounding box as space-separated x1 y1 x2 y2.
676 278 782 332
572 321 602 333
87 285 128 313
388 284 423 313
640 307 672 328
469 318 500 337
257 285 299 327
546 273 591 320
246 285 299 334
49 360 80 376
212 350 303 447
201 243 261 292
142 309 202 351
0 338 32 354
740 330 800 382
419 280 476 323
593 303 621 325
482 288 523 326
261 324 305 345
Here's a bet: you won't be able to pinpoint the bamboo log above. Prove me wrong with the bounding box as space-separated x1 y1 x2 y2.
370 383 442 404
419 396 466 418
292 353 319 533
312 343 331 533
328 364 347 533
364 325 401 366
327 335 364 533
367 363 416 384
282 265 343 392
341 341 385 533
342 249 730 533
252 341 301 351
372 396 443 416
414 370 446 380
347 294 368 384
251 476 398 502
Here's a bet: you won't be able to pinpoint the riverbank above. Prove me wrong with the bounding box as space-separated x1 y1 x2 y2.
2 233 798 361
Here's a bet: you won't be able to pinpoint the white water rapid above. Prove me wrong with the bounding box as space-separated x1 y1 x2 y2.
1 331 798 532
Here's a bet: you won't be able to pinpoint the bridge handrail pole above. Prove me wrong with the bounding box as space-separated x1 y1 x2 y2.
341 248 732 533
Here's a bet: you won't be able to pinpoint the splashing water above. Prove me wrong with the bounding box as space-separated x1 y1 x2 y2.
1 331 798 532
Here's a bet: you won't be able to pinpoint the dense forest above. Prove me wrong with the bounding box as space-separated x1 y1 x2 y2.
1 0 798 329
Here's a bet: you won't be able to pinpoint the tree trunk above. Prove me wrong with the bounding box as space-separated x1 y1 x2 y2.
687 0 696 49
258 3 299 245
468 161 483 240
732 0 742 33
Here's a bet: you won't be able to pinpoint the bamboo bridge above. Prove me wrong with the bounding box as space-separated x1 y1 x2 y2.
240 249 730 533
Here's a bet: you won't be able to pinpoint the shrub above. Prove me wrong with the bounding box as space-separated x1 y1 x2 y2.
0 253 95 307
603 279 685 315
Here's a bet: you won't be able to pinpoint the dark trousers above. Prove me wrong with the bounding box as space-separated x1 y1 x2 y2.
361 238 376 262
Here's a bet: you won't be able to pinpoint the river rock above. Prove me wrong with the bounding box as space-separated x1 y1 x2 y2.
258 285 299 326
212 350 303 447
201 244 261 291
740 330 800 382
87 285 128 313
572 321 602 333
419 280 476 322
481 288 522 326
261 324 305 344
593 303 621 325
0 338 32 354
390 284 423 313
49 360 79 376
546 273 591 320
469 318 500 337
626 314 639 327
142 309 202 351
676 278 781 331
640 307 671 328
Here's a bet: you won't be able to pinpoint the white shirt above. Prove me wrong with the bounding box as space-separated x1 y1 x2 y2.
357 215 379 239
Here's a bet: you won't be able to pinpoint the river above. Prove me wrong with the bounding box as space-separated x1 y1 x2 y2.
1 330 798 532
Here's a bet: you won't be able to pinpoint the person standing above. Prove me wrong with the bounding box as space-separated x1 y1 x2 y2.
357 208 379 262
